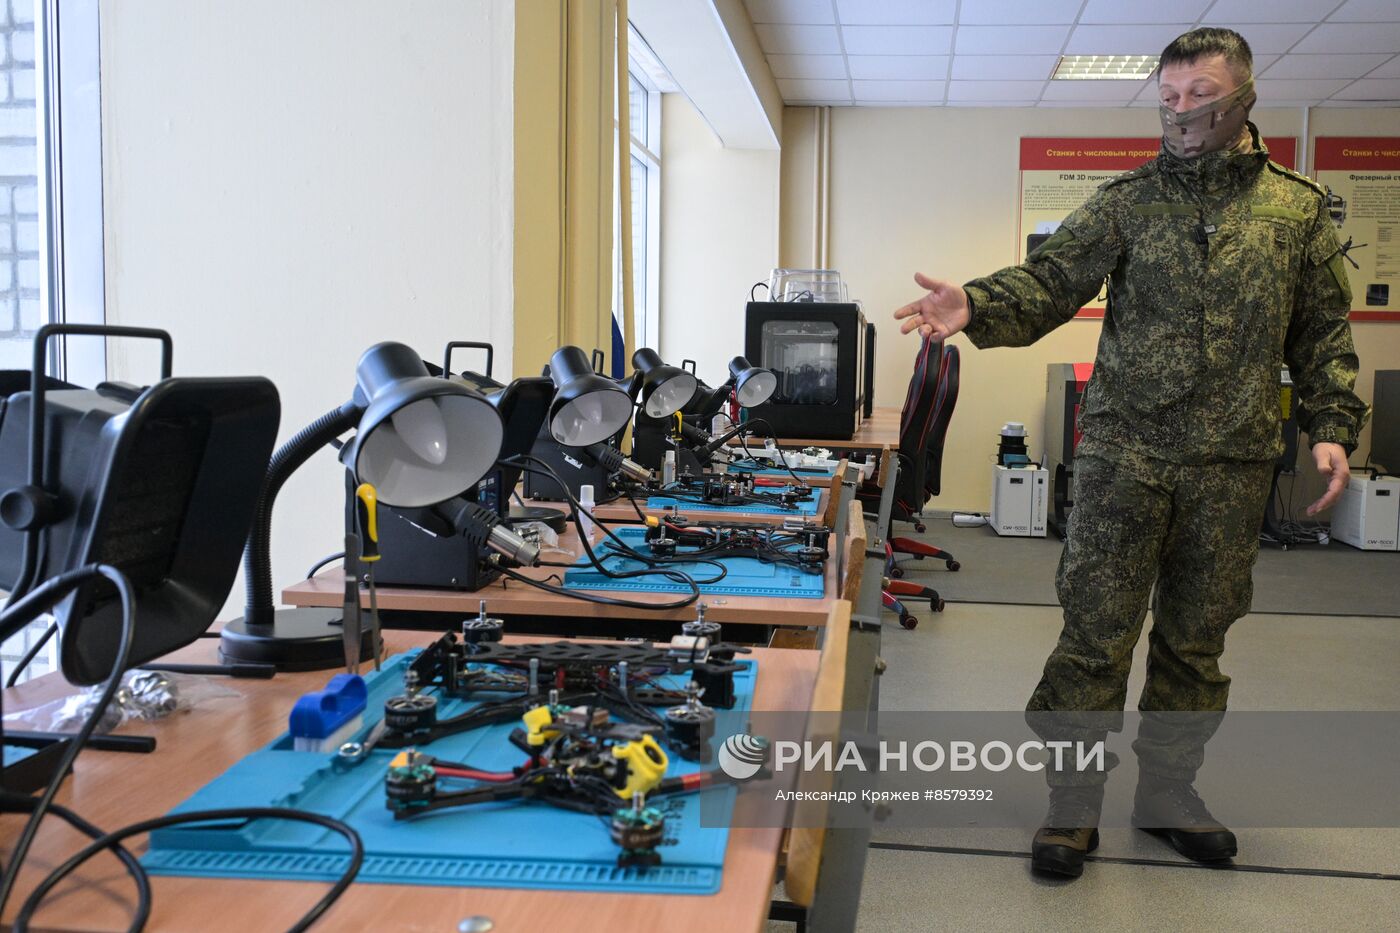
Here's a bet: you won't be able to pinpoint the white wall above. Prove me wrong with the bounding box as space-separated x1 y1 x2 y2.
658 92 780 382
99 0 515 619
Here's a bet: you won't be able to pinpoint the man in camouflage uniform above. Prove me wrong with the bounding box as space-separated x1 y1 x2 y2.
894 28 1368 879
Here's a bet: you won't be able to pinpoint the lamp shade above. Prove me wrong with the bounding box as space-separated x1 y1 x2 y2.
547 346 633 447
729 356 777 408
346 342 504 508
632 348 698 418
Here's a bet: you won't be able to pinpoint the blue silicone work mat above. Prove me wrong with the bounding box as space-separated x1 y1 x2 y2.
563 526 826 599
728 459 838 479
645 484 820 515
142 651 756 895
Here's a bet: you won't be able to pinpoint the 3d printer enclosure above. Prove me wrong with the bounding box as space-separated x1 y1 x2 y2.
744 300 866 441
0 375 280 684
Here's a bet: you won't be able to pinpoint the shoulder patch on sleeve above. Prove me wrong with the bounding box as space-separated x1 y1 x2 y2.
1265 160 1325 197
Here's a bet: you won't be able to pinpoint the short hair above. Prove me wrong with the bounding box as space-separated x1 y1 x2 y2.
1159 27 1253 83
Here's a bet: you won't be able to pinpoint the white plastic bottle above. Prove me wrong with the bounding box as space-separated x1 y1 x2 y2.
578 484 597 544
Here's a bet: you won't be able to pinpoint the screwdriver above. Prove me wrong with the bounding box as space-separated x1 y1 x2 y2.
355 482 383 671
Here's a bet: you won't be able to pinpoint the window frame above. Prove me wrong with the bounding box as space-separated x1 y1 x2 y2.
37 0 105 384
614 46 662 355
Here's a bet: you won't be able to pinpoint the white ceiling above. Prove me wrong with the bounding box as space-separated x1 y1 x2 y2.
744 0 1400 107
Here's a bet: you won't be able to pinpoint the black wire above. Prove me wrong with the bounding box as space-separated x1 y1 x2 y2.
624 484 648 522
4 619 58 687
749 281 768 301
0 564 136 917
0 793 152 933
306 551 347 580
496 564 701 610
505 454 724 579
736 418 811 488
15 806 363 933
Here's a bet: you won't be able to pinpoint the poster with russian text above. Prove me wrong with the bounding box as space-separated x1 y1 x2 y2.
1313 138 1400 321
1018 137 1297 318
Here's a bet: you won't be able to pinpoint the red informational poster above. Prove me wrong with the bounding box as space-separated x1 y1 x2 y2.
1313 137 1400 322
1018 136 1299 319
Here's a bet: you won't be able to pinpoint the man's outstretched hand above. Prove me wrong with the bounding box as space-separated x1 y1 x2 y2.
894 273 972 341
1306 442 1350 516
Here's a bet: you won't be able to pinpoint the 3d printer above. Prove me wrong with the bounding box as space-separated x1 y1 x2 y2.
743 270 867 441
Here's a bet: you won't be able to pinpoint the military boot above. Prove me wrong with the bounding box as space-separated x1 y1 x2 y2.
1132 773 1237 862
1030 784 1103 878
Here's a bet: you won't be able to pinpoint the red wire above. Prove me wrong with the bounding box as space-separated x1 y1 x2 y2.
433 767 517 783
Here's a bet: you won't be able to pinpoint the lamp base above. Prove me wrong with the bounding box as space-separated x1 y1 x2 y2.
508 504 568 534
219 608 377 672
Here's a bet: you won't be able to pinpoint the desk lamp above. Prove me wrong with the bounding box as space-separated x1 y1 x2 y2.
219 341 503 670
630 356 778 472
521 347 692 502
631 348 699 419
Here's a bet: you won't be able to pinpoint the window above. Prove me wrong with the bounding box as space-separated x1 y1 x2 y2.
613 43 662 357
0 0 105 686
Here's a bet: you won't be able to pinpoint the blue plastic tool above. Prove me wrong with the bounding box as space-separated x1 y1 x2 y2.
289 674 367 749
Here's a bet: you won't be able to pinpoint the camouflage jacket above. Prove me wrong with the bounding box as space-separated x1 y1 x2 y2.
963 124 1369 463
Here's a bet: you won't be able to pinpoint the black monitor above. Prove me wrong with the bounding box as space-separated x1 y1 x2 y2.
0 326 280 685
1372 370 1400 474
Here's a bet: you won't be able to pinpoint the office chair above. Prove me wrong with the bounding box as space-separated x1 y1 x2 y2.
857 334 951 628
888 343 961 575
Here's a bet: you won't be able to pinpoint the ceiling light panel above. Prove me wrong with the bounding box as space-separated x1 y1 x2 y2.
1052 54 1159 80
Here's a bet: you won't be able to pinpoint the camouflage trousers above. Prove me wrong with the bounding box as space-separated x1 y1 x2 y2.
1027 438 1275 785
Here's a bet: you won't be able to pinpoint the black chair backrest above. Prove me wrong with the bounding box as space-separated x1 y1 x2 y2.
924 345 960 499
893 335 942 513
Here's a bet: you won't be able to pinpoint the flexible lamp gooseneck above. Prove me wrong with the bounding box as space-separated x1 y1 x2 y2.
220 342 504 670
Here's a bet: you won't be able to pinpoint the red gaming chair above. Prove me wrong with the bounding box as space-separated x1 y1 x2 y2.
858 335 957 628
888 343 961 575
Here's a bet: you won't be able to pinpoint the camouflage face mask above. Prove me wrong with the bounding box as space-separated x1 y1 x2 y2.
1159 76 1256 159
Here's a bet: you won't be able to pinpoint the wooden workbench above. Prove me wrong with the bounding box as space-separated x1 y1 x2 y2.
726 405 900 452
283 520 840 633
0 632 820 932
